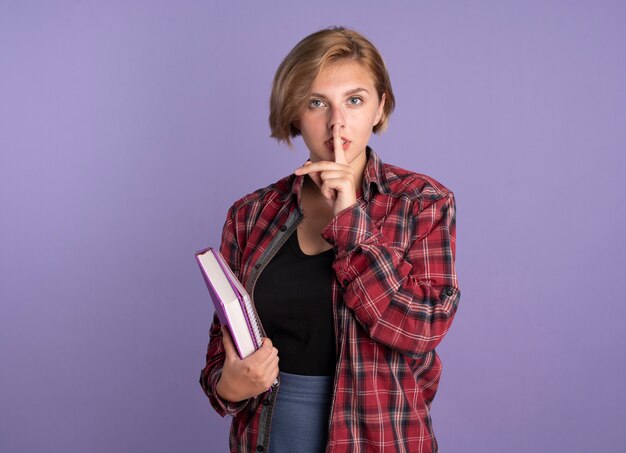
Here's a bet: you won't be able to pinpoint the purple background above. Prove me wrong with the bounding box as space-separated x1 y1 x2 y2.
1 1 625 452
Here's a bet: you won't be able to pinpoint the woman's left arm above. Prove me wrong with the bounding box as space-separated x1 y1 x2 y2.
321 191 460 358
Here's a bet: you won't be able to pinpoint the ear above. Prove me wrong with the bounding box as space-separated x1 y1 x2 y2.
373 93 386 126
292 119 300 131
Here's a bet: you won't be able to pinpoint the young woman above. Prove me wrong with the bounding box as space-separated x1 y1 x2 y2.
200 27 460 453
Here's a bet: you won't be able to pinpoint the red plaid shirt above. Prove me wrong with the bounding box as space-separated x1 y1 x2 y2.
200 148 460 453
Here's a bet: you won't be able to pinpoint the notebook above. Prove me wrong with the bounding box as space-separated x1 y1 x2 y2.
195 247 264 359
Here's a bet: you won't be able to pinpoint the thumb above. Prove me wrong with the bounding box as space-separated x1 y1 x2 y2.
220 326 238 360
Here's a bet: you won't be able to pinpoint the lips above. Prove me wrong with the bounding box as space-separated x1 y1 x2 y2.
325 137 351 146
324 137 351 153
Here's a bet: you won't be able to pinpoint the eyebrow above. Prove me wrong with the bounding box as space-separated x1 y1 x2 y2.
309 87 370 98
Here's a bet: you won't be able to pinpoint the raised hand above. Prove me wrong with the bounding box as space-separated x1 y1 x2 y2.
294 124 358 216
216 326 279 402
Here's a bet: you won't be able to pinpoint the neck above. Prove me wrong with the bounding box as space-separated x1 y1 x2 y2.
348 147 367 191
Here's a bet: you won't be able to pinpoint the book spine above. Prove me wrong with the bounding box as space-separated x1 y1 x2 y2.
212 249 264 351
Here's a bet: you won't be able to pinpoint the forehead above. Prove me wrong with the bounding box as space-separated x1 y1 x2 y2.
310 60 377 93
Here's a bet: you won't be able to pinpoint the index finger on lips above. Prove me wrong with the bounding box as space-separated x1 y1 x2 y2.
333 123 348 165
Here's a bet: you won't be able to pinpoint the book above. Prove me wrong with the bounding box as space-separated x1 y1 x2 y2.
195 247 264 359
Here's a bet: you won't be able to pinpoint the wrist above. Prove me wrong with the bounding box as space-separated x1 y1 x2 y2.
333 196 357 216
216 373 239 402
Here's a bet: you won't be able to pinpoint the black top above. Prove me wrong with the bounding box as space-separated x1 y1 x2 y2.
253 230 336 376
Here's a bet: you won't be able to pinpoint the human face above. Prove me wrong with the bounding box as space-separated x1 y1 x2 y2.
296 60 385 174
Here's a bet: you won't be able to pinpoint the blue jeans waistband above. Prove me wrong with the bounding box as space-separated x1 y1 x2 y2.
277 371 333 397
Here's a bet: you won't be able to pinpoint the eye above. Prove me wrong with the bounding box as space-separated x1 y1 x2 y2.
347 96 363 106
308 99 326 109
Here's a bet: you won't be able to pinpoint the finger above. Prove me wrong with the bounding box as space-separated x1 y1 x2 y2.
295 161 347 174
265 355 280 377
267 359 280 384
220 326 238 359
294 161 325 190
296 160 315 173
318 170 353 182
261 337 273 349
262 362 280 389
320 182 337 201
256 338 276 359
296 166 324 190
308 172 324 191
259 346 279 368
320 176 355 200
333 123 348 165
320 174 355 190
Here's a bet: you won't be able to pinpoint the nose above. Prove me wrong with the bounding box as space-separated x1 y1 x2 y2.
328 104 346 131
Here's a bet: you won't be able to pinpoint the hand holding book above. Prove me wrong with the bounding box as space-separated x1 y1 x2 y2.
216 326 280 402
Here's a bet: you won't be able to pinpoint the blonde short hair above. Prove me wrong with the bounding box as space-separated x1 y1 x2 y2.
269 27 395 146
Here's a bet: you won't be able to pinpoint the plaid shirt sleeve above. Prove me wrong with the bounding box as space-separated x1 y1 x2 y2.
199 204 251 417
322 191 459 358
